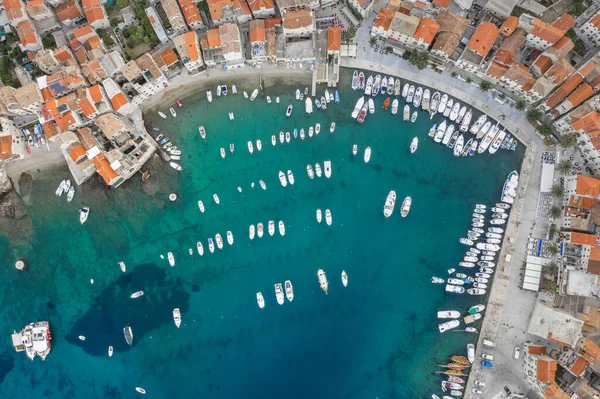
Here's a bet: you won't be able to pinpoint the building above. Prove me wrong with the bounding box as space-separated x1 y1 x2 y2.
527 301 584 347
387 12 419 47
145 7 169 44
0 116 26 164
519 13 574 51
0 86 32 116
101 78 135 116
430 10 469 60
483 0 518 20
14 83 44 116
456 22 499 73
523 344 557 395
206 0 252 26
24 0 53 20
81 0 109 29
249 19 267 62
282 8 314 38
219 22 244 68
4 0 28 27
578 10 600 48
371 8 394 39
274 0 319 12
55 0 84 27
172 31 204 73
16 20 42 52
411 18 439 51
348 0 375 19
177 0 204 30
160 0 188 36
247 0 275 19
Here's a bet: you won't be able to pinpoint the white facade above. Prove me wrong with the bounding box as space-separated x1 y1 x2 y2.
580 11 600 47
348 0 374 19
145 7 169 43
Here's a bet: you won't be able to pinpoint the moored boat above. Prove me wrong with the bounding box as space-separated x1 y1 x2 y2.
256 292 265 308
438 310 460 319
449 102 460 121
459 109 472 132
275 283 284 305
173 308 181 328
501 170 519 204
383 190 397 217
406 85 415 103
438 94 449 114
351 70 359 90
341 271 348 286
443 98 454 118
410 137 418 153
422 88 430 111
438 320 460 333
470 114 487 135
278 220 285 236
391 99 398 114
411 111 417 123
400 196 411 217
317 269 328 294
279 170 287 187
285 280 294 301
357 103 368 123
403 104 410 121
325 209 332 226
324 160 332 178
413 86 423 108
364 147 371 163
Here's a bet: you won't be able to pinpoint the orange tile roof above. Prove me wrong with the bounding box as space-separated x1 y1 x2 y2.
264 17 281 29
183 31 200 61
160 47 179 66
55 0 83 23
589 12 600 29
4 0 25 24
545 74 583 108
575 174 600 197
566 83 594 107
572 111 600 134
85 7 105 24
55 110 77 131
466 22 499 57
568 195 596 208
110 92 128 111
432 11 470 57
569 355 588 376
54 47 73 62
534 55 553 74
327 26 341 51
89 84 103 103
249 19 265 43
582 338 600 362
528 345 547 355
522 77 536 92
374 8 394 31
177 0 202 25
282 8 312 30
579 61 596 77
69 144 86 162
501 16 518 36
17 20 38 46
546 62 572 85
552 13 575 33
78 97 96 117
433 0 450 7
530 18 566 45
537 358 558 382
41 122 58 138
413 18 439 45
72 25 93 40
543 382 570 399
571 232 599 246
206 28 221 48
0 135 12 160
207 0 227 21
86 35 101 49
487 61 508 78
93 153 119 184
493 49 513 66
40 87 52 101
247 0 274 12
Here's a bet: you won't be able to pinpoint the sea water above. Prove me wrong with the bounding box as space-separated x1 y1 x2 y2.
0 70 523 398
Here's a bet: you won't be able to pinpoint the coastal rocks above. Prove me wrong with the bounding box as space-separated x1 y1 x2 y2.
17 172 32 197
0 171 28 220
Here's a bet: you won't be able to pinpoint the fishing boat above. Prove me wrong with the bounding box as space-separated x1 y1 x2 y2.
453 135 464 156
364 75 374 95
256 292 265 308
250 89 258 101
368 98 375 114
316 209 322 223
381 76 387 94
488 129 507 154
315 163 322 177
79 207 89 225
467 288 486 295
305 97 313 114
391 99 398 114
330 123 335 133
213 193 220 204
208 238 215 253
341 271 348 286
215 233 224 250
256 139 262 151
285 280 294 301
400 196 411 217
158 111 166 119
459 110 472 132
383 190 397 217
501 170 518 204
406 85 415 103
403 104 410 121
469 114 487 135
394 79 401 96
170 108 176 117
434 120 447 143
372 74 381 96
382 97 391 110
449 102 460 121
287 170 295 185
411 111 418 123
438 94 449 114
130 290 144 299
275 283 285 305
317 269 329 294
172 308 181 328
438 310 460 319
227 231 234 245
351 70 359 90
438 320 460 333
364 147 371 163
325 209 332 226
358 72 365 90
279 171 287 187
357 102 368 123
443 99 454 118
123 326 133 346
413 86 423 107
170 162 182 171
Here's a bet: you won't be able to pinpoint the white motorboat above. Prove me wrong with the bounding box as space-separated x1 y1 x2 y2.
227 231 233 245
391 99 399 114
286 105 293 116
199 125 206 139
317 269 329 294
55 180 67 196
453 135 464 156
459 262 475 268
394 79 401 96
279 171 287 187
429 92 440 116
443 99 454 118
489 227 504 233
403 104 410 121
467 343 475 363
276 96 280 103
368 98 375 114
279 220 285 236
421 89 430 111
287 170 295 185
296 89 300 100
249 224 255 240
460 109 473 132
118 261 126 273
285 280 294 301
470 114 487 135
364 147 371 163
456 106 467 123
267 220 275 236
442 124 455 146
215 233 223 250
438 310 460 319
445 285 465 294
381 76 388 94
257 222 264 238
411 111 417 123
206 90 213 103
130 291 144 299
79 207 89 225
488 129 507 154
448 278 464 285
400 196 411 217
372 74 381 96
173 308 181 328
438 320 460 333
170 108 176 117
305 97 313 114
467 288 486 295
220 148 226 159
449 102 460 121
315 98 321 109
307 164 314 179
208 238 215 253
229 112 234 120
401 83 409 98
413 86 423 108
341 271 348 287
256 292 265 308
315 163 322 177
330 122 335 133
405 85 415 103
213 193 220 204
256 139 262 151
170 162 182 171
364 75 374 95
66 186 75 202
432 277 445 284
315 123 321 135
285 131 291 142
358 72 366 90
460 238 474 245
259 180 266 190
250 89 258 101
316 209 322 223
437 94 448 114
352 144 358 155
247 141 254 154
383 190 397 217
244 91 249 99
325 209 332 226
501 170 519 204
271 135 276 146
275 283 285 305
434 120 447 143
324 160 332 178
108 346 113 357
167 251 175 266
266 96 271 104
197 242 204 256
351 70 359 90
279 131 284 143
410 137 418 153
158 111 166 119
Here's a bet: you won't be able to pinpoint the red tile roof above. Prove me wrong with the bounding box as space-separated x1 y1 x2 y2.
413 18 439 45
55 0 83 23
93 153 119 184
327 26 341 51
466 22 499 57
501 16 518 36
374 8 394 31
545 74 583 108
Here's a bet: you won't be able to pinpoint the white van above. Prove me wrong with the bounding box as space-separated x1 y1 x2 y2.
482 339 496 348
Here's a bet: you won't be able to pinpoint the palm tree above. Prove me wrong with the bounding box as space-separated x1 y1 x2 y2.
369 37 376 46
559 133 578 149
546 243 560 256
466 77 472 84
451 71 458 78
550 183 565 198
527 109 542 123
543 260 558 275
548 224 558 237
515 100 526 111
479 80 492 92
543 279 559 294
556 159 572 175
549 205 562 219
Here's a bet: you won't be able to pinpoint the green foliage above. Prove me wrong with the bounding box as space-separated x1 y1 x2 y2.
408 51 428 70
4 33 18 44
543 279 558 294
129 1 159 48
546 243 560 256
369 36 376 46
342 26 357 45
538 124 552 137
97 29 116 47
116 0 130 8
556 159 572 175
543 260 558 276
568 2 587 17
549 205 562 219
550 183 565 198
526 108 542 123
42 34 56 49
124 25 145 47
450 71 457 78
559 133 577 149
466 77 472 84
479 80 492 92
0 57 20 88
515 100 526 111
154 2 172 30
198 0 209 12
402 50 411 60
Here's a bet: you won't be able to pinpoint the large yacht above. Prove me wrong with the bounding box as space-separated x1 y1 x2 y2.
285 280 294 301
317 269 329 294
12 321 52 360
275 283 285 305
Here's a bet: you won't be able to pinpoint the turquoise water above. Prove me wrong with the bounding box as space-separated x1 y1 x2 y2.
0 70 523 398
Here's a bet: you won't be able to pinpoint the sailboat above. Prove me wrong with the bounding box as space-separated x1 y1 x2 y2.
317 269 328 294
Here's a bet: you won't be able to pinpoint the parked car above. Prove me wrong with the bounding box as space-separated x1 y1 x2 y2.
481 360 493 368
504 386 512 395
513 346 521 359
482 339 496 348
482 353 494 361
472 389 483 394
475 380 486 387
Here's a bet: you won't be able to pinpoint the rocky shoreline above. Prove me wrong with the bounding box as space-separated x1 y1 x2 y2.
0 170 33 254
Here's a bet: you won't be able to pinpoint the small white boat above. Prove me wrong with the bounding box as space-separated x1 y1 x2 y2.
198 126 206 139
315 163 322 177
432 277 445 284
232 85 237 94
170 162 182 171
400 196 411 217
66 186 75 202
287 170 295 185
207 91 212 102
130 291 144 299
256 140 262 151
438 310 460 319
410 137 418 153
119 261 126 273
325 209 332 226
278 220 285 236
108 346 113 357
135 387 146 395
411 111 418 123
173 308 181 328
220 148 226 159
316 209 322 223
285 132 291 143
158 111 167 119
257 292 265 308
300 129 305 140
364 147 371 163
257 222 264 238
275 283 285 305
170 108 176 117
352 144 357 155
244 91 248 98
226 231 233 245
78 335 86 341
368 98 375 114
286 105 293 116
268 220 275 236
259 180 266 190
443 98 454 118
213 193 220 204
168 252 175 266
208 238 215 253
279 131 284 143
383 190 396 217
215 233 223 250
324 160 332 179
197 242 204 256
330 123 335 133
438 320 460 333
309 126 314 137
341 271 348 286
406 85 415 103
250 89 258 101
307 164 314 179
317 269 329 294
198 200 205 213
249 225 255 240
248 141 254 154
315 123 321 135
391 99 398 114
276 97 280 103
403 104 410 121
79 207 89 225
266 96 271 104
229 112 234 120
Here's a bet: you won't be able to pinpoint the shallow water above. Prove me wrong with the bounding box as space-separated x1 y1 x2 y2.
0 70 522 398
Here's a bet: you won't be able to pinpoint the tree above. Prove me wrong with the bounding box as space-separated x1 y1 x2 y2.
369 36 377 46
527 109 542 123
466 77 472 84
402 50 412 60
515 100 526 111
559 133 577 149
408 51 428 70
479 80 492 92
342 26 357 45
42 34 56 49
451 71 458 78
116 0 129 8
97 29 115 47
543 260 558 276
546 243 560 256
556 159 572 176
548 224 558 238
543 279 559 294
0 57 20 87
538 124 552 137
549 205 562 219
550 183 564 198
